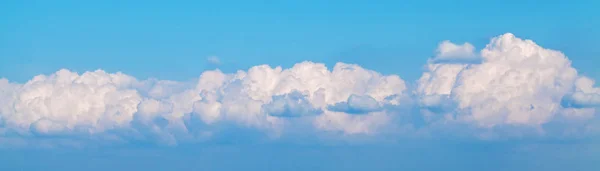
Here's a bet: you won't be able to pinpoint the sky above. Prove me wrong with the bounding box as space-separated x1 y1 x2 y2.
1 0 600 171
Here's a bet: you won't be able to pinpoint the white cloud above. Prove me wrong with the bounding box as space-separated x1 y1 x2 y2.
430 40 480 64
417 33 596 129
562 76 600 108
0 33 599 146
0 61 409 145
1 69 141 137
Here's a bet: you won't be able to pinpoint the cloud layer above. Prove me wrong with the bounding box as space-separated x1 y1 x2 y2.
0 33 598 146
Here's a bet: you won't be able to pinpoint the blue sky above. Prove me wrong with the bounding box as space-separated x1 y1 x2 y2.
1 0 600 171
2 0 598 82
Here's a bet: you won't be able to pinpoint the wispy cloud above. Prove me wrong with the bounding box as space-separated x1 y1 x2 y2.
207 56 221 65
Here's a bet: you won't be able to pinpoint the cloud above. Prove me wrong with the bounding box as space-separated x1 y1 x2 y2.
1 69 141 138
0 61 408 145
562 92 600 108
418 95 456 113
263 91 323 117
1 33 599 147
417 33 597 129
430 40 480 64
207 56 221 65
327 94 383 114
562 76 600 108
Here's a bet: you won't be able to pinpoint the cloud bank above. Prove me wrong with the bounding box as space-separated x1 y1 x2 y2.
0 33 598 146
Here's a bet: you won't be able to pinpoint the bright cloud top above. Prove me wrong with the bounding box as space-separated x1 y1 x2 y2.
418 33 597 130
0 33 599 146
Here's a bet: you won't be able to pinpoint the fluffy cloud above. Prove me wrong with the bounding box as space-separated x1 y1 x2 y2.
562 77 600 108
430 40 480 64
417 33 597 129
1 69 141 137
0 62 408 145
1 33 599 146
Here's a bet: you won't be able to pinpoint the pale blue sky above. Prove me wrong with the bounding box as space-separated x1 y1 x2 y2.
1 0 600 170
1 0 598 82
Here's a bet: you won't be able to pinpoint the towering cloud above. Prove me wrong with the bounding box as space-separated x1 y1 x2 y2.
417 33 597 129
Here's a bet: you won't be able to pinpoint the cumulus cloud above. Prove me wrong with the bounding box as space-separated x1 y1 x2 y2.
562 76 600 108
327 94 383 114
263 91 323 117
417 33 597 129
430 40 480 64
0 61 408 145
1 32 599 146
1 69 141 137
